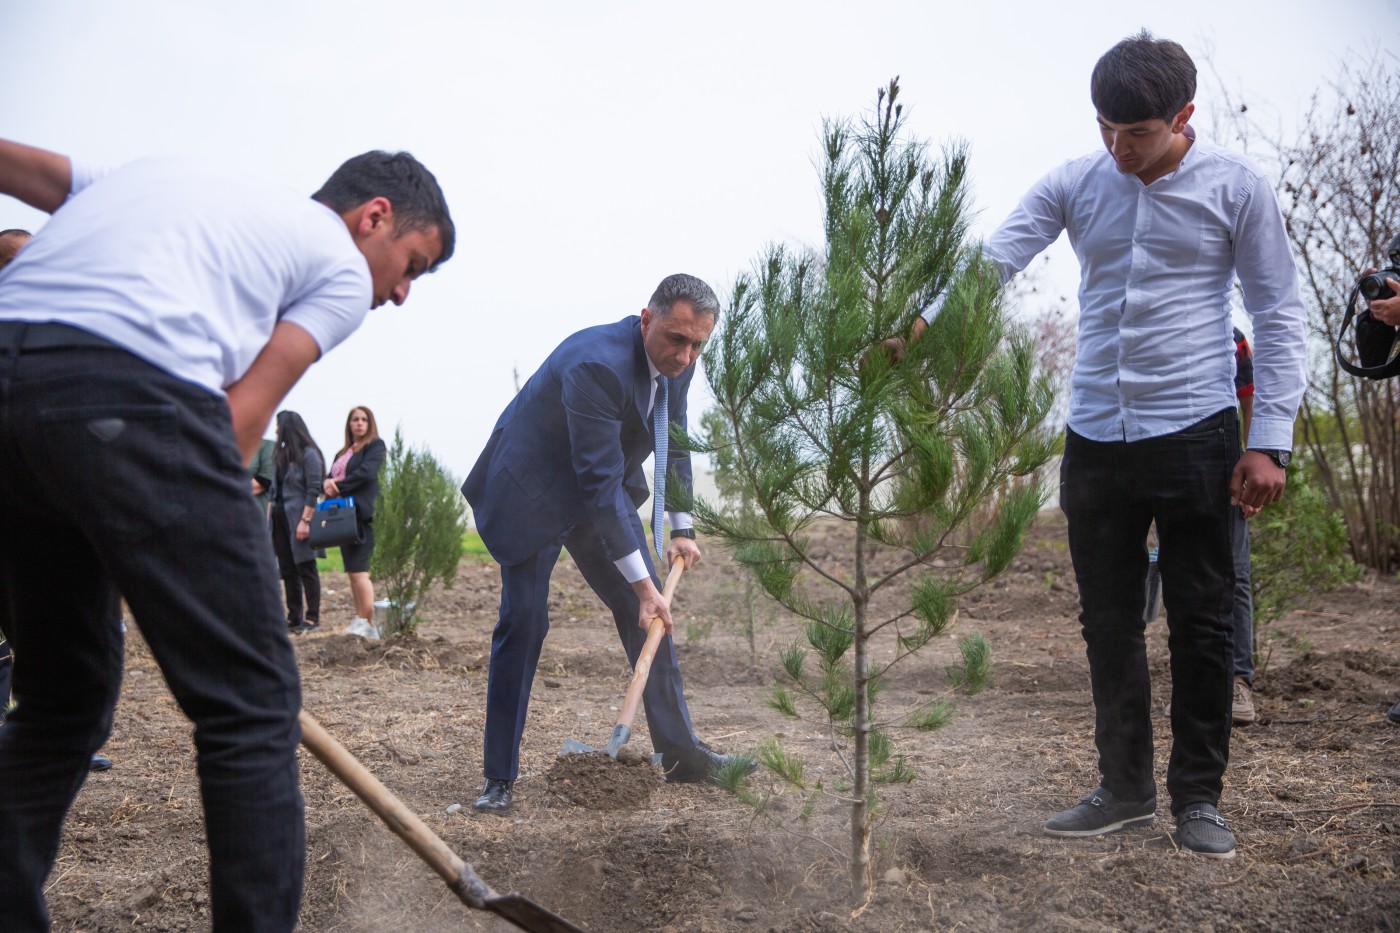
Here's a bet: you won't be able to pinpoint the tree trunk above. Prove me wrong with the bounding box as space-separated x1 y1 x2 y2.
849 514 870 900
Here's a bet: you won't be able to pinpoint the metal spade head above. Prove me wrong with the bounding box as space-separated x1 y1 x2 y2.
559 723 630 759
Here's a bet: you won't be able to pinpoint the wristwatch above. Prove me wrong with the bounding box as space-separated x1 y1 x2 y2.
1254 449 1291 469
670 528 696 540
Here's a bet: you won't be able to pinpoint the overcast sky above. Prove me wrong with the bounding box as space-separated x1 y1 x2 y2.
2 0 1395 477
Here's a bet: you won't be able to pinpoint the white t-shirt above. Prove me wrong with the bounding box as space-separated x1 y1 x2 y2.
0 155 372 395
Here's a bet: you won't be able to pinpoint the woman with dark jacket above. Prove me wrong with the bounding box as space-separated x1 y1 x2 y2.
324 405 387 638
270 411 326 633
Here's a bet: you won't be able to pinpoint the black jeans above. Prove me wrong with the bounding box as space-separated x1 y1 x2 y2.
0 323 304 932
270 507 321 625
0 640 11 714
1059 409 1238 813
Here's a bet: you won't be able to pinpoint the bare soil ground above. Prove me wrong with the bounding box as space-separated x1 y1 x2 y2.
46 516 1400 932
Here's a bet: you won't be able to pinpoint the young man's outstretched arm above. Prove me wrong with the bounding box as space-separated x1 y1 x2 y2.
0 139 72 214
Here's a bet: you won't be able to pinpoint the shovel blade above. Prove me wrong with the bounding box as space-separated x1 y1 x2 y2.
486 891 588 933
562 722 630 760
600 723 630 758
559 738 599 756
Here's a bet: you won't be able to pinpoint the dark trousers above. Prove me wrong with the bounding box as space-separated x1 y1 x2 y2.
0 641 10 713
270 508 321 625
483 512 700 780
1059 409 1238 814
1229 507 1255 684
0 324 304 932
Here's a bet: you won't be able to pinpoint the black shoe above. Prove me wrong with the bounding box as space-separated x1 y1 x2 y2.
661 742 759 784
291 621 320 635
1388 699 1400 724
473 778 513 813
1176 802 1236 859
89 754 113 772
1043 786 1155 837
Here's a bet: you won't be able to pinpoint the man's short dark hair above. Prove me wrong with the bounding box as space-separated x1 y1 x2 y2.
313 152 456 271
0 228 33 270
1091 30 1196 124
648 273 720 319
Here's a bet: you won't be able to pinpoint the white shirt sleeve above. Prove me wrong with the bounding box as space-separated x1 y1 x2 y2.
982 163 1072 278
921 163 1071 325
279 262 373 357
611 514 692 582
612 549 650 583
67 157 113 199
1232 175 1308 452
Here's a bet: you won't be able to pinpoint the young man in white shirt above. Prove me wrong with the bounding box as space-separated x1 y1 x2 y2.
0 141 454 930
915 32 1306 857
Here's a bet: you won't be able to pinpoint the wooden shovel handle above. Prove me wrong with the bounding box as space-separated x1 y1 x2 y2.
300 712 586 933
298 710 491 906
615 558 687 732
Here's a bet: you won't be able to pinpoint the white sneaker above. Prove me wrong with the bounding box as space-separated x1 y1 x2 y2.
345 617 375 638
1232 679 1256 724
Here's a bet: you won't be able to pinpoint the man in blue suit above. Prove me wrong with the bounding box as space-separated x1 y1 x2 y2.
463 273 755 813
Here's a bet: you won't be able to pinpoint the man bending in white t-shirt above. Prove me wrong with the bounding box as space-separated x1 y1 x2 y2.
0 139 455 932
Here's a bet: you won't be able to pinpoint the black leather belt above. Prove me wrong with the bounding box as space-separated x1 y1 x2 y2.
0 322 118 353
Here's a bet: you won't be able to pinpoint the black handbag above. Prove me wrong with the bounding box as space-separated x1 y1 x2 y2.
307 497 364 549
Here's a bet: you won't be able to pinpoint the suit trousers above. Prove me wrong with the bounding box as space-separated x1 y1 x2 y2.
0 323 304 932
483 511 700 780
1059 408 1238 814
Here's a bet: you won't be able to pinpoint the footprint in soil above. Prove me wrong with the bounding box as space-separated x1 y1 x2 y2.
544 749 664 810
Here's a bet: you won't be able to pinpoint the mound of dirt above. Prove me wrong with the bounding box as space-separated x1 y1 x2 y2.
544 749 663 810
297 631 488 672
1265 647 1400 709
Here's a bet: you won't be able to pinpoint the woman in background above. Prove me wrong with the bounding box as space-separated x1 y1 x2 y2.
324 405 386 638
271 411 325 634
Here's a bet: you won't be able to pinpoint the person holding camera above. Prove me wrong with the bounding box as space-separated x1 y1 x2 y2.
913 33 1306 857
1358 248 1400 725
1348 240 1400 725
1365 282 1400 326
1353 236 1400 370
1358 264 1400 339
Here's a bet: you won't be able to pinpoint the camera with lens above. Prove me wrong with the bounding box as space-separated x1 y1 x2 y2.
1358 234 1400 302
1337 234 1400 380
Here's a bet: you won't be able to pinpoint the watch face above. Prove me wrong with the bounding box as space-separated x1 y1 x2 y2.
1276 451 1291 468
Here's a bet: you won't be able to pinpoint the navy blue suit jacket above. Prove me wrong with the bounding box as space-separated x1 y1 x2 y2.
463 315 695 567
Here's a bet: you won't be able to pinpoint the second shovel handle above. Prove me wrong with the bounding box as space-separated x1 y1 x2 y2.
298 711 483 901
615 558 686 731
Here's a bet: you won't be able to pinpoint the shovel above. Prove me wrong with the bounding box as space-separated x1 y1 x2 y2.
560 557 687 760
298 710 584 933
